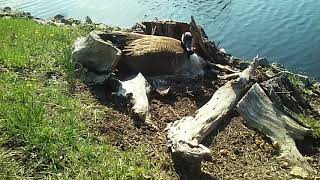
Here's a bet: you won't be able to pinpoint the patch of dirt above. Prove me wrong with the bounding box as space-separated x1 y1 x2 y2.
84 77 320 179
202 117 291 179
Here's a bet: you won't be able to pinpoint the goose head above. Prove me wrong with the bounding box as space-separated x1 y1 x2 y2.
181 32 194 56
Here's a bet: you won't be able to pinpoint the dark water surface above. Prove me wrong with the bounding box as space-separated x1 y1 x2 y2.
1 0 319 80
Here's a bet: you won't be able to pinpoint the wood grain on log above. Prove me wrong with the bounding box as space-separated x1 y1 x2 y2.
237 83 313 172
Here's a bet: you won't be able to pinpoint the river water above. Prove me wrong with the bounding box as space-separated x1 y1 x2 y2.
1 0 319 80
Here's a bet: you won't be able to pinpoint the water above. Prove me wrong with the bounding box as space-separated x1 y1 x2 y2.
1 0 319 80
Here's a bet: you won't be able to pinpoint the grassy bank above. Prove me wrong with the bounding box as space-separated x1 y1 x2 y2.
0 18 166 179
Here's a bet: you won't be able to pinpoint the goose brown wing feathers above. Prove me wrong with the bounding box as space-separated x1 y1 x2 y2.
123 36 185 57
101 31 145 49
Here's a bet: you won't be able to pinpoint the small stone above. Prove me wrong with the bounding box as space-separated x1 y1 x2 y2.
85 16 93 24
272 141 279 149
280 161 290 169
290 166 309 179
255 139 263 145
219 149 228 156
243 173 249 178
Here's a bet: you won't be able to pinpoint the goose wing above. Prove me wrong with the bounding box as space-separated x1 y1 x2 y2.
123 36 185 57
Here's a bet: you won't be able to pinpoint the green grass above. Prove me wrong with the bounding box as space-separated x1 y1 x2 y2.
0 18 167 179
299 116 320 138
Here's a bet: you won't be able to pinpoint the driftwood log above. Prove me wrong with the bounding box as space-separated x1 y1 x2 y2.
167 59 259 167
236 83 313 172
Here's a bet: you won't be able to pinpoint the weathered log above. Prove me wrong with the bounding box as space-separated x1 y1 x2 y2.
72 31 122 84
236 83 313 172
116 73 156 128
166 59 259 169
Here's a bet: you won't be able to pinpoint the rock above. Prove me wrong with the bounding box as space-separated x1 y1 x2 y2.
60 18 72 25
54 14 65 20
71 19 81 25
290 166 309 179
52 14 73 25
85 16 93 24
272 141 279 149
219 149 228 156
0 7 33 19
3 7 11 12
258 57 269 67
23 11 31 16
131 23 147 33
280 161 290 169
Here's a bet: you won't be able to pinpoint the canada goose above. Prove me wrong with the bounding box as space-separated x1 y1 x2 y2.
102 31 205 77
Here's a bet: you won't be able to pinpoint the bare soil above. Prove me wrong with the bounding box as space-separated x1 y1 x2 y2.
86 77 320 179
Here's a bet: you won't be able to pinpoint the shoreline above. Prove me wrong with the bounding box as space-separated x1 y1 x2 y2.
1 6 318 84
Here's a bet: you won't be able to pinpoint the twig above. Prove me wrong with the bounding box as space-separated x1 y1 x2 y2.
169 106 181 119
274 91 293 94
186 87 194 97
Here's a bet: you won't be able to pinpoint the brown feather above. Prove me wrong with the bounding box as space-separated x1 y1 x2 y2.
123 36 184 57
